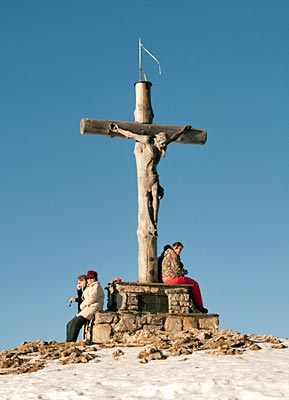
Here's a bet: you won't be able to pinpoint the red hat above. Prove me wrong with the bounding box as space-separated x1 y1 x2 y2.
86 270 98 280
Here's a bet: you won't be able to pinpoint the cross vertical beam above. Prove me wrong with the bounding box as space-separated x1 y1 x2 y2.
133 81 157 283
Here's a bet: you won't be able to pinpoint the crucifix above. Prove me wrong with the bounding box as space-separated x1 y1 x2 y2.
80 81 206 283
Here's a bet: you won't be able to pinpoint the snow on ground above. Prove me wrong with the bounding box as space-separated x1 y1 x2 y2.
0 339 288 400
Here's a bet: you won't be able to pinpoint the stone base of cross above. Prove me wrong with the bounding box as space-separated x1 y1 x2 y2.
80 81 207 283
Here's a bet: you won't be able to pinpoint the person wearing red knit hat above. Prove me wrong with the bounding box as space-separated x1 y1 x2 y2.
66 269 104 342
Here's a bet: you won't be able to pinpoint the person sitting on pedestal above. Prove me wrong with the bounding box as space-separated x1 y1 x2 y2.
69 274 87 312
157 244 171 283
161 241 208 313
66 270 104 342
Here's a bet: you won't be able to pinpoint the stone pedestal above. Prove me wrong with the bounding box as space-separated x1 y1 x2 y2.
83 311 219 344
82 282 219 344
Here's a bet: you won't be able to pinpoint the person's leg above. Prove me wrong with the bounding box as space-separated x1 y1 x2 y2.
164 276 205 311
66 316 88 342
178 276 204 309
163 277 182 285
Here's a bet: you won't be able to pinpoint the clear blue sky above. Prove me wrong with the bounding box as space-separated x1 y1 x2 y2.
0 0 288 350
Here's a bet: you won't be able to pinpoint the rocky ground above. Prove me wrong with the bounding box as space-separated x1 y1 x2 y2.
0 329 287 375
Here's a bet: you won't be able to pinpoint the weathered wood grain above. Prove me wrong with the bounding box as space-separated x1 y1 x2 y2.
80 118 207 145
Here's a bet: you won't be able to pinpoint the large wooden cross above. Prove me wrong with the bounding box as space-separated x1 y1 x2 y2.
80 81 207 283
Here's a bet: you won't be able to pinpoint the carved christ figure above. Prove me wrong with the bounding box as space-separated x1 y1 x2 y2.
109 122 191 237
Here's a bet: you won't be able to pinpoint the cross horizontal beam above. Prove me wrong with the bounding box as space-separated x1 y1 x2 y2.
80 118 207 145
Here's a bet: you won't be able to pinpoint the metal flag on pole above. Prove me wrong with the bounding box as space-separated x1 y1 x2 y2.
138 37 161 81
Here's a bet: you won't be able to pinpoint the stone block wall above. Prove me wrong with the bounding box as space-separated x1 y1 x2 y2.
83 311 219 345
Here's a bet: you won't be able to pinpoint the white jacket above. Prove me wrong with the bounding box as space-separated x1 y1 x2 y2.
77 281 104 319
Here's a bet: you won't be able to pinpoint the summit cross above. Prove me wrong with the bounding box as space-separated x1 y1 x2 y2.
80 81 207 283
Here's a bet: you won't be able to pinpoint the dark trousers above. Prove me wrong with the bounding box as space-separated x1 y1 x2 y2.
66 315 88 342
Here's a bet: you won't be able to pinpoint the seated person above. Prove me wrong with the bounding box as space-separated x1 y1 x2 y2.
66 270 104 342
161 241 208 313
157 244 171 283
69 274 87 312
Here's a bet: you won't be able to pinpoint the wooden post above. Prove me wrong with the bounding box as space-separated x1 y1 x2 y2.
133 81 157 283
134 81 154 124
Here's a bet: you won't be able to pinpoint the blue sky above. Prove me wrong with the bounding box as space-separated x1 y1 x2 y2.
0 0 288 350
